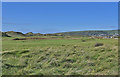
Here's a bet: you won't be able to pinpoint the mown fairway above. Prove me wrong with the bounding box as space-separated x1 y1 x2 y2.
2 37 118 75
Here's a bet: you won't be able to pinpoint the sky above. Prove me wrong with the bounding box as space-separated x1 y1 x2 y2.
2 0 120 2
2 2 118 34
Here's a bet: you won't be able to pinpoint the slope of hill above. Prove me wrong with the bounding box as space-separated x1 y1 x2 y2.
2 32 11 37
55 30 118 36
5 31 25 37
2 30 119 37
25 32 43 36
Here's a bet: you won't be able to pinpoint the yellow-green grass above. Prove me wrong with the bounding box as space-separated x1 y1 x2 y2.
2 37 118 75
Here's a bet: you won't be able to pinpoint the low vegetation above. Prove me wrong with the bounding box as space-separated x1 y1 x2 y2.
94 43 104 47
2 36 118 75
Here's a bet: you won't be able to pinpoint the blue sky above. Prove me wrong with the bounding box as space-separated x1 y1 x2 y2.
2 2 118 34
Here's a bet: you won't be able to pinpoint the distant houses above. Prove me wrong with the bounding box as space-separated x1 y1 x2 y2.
90 33 119 39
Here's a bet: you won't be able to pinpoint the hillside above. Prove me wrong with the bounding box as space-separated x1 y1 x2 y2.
5 31 25 37
2 32 11 37
55 30 118 36
25 32 43 36
2 30 119 37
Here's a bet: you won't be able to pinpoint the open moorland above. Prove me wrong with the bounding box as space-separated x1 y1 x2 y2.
2 2 119 75
2 34 118 75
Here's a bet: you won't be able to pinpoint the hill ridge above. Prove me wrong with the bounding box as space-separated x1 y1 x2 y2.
2 30 119 37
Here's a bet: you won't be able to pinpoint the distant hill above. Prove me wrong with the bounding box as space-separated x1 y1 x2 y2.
5 31 25 37
2 32 11 37
25 32 43 36
2 30 119 37
55 30 118 36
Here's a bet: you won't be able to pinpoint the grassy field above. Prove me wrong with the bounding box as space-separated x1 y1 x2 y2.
2 36 118 75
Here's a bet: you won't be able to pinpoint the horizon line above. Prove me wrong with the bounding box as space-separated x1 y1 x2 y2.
2 29 118 34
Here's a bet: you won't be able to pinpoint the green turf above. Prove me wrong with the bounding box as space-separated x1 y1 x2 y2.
2 36 118 75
